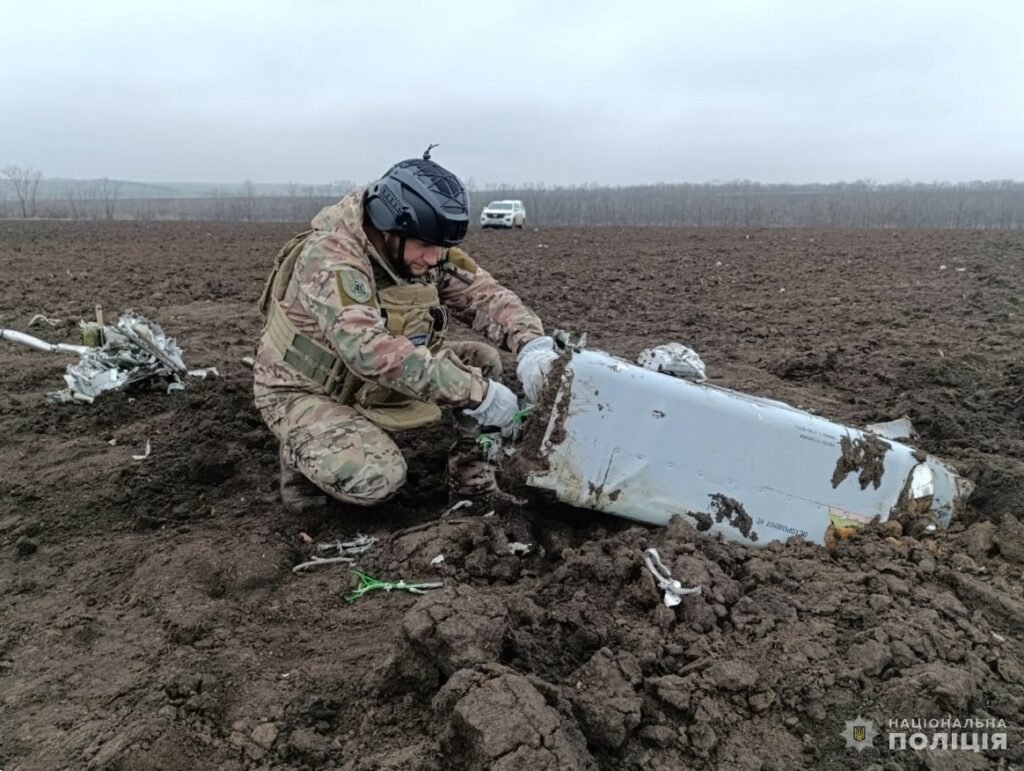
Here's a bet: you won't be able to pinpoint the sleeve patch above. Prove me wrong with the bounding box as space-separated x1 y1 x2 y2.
336 268 374 305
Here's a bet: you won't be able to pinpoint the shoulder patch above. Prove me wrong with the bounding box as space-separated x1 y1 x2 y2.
446 247 479 275
336 268 374 305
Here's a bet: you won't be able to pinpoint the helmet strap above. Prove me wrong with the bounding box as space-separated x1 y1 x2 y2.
395 236 413 280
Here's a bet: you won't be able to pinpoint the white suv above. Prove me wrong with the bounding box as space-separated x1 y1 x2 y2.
480 200 526 229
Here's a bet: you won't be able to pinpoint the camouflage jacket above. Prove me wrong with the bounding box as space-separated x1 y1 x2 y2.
254 189 544 408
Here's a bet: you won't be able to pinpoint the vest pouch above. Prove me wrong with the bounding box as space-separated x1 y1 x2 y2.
347 282 447 430
352 392 442 431
376 283 445 350
352 378 442 431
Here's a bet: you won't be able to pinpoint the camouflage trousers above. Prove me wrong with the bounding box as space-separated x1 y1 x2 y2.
255 341 504 507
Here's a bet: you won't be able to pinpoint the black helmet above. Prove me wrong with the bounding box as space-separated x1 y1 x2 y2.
365 150 469 247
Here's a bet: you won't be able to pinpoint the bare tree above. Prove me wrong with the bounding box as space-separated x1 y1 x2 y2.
239 179 257 221
94 177 124 220
130 196 155 221
2 165 43 217
63 184 82 220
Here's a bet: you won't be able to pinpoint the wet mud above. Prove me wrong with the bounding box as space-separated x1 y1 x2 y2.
831 434 892 490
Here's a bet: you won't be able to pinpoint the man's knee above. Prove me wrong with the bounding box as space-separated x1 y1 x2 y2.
278 401 408 507
326 446 408 506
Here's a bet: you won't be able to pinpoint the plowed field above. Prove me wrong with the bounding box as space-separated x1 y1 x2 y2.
2 221 1023 769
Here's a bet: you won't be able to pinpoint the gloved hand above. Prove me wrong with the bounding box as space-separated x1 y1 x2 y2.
516 335 560 404
463 379 520 435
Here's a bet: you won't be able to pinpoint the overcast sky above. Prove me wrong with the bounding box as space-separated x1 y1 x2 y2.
2 0 1022 186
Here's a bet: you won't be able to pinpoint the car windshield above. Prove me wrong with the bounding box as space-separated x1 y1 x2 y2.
488 203 513 210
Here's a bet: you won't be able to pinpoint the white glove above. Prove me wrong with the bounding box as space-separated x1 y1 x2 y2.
637 342 707 382
516 335 560 403
464 379 520 433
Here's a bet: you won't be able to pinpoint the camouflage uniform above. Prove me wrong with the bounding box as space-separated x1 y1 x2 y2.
253 189 544 506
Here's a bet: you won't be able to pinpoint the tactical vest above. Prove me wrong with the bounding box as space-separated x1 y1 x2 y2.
257 231 448 431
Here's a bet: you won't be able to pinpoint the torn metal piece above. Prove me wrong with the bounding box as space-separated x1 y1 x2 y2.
441 499 473 518
430 554 445 566
114 313 186 374
46 389 94 405
527 348 972 547
551 328 588 353
643 548 702 608
507 542 532 556
59 313 187 400
293 535 378 574
28 314 62 327
865 416 916 442
292 555 356 574
132 439 152 461
2 311 213 404
187 368 219 380
315 534 377 557
1 328 89 355
637 342 707 382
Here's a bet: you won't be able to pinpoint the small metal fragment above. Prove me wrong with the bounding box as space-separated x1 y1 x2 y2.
131 439 152 461
643 548 702 608
28 314 62 327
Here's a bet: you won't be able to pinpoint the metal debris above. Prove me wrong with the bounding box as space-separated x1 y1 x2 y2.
28 314 62 327
430 554 446 566
131 439 152 461
2 311 215 404
507 542 532 556
865 416 916 442
637 342 707 382
643 548 702 608
0 329 88 355
292 535 378 574
527 347 973 548
317 535 377 556
441 499 473 518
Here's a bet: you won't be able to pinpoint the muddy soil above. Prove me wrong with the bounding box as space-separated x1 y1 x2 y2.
1 221 1023 770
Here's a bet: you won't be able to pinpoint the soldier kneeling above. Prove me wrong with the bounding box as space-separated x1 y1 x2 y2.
253 149 558 512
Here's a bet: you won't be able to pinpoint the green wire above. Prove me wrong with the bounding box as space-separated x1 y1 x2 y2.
514 405 533 423
344 570 443 603
475 404 534 455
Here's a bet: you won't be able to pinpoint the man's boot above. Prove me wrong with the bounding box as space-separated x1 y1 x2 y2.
447 433 524 512
280 455 326 513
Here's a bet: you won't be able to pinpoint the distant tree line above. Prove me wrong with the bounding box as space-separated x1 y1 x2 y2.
2 166 1023 229
469 180 1024 230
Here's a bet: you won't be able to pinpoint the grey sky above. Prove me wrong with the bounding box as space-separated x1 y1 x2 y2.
2 0 1022 186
